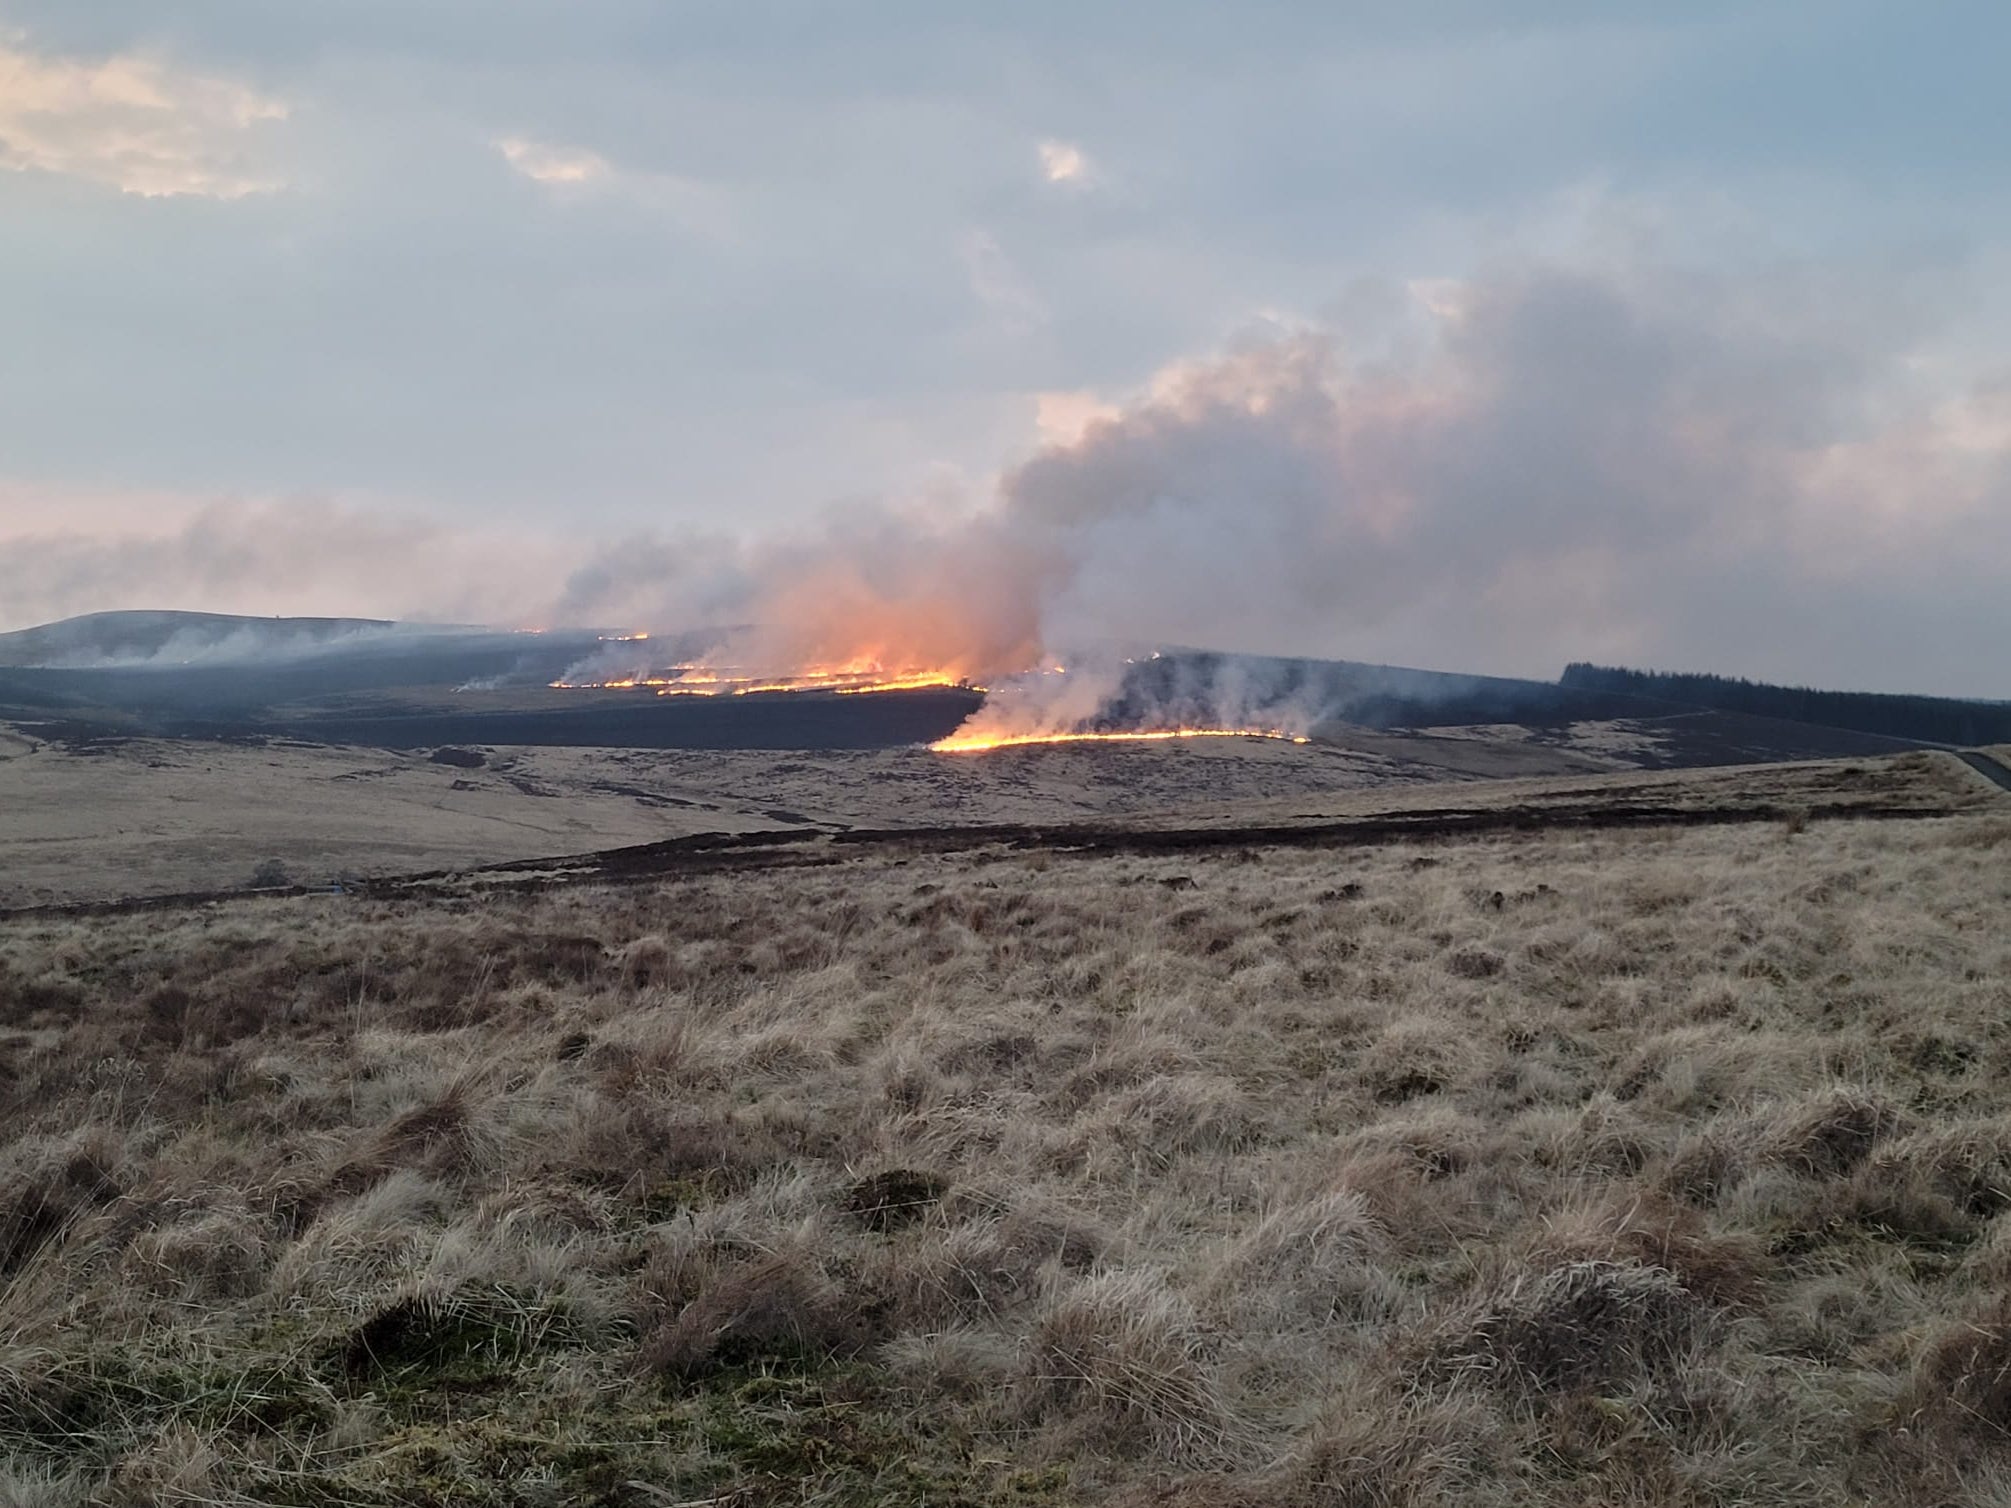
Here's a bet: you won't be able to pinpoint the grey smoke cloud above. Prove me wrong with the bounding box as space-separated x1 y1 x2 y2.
555 255 2010 699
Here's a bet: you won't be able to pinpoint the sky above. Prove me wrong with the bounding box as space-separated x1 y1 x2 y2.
2 2 2008 694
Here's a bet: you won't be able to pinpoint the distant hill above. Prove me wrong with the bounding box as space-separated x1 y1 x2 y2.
0 610 409 668
1561 664 2011 747
0 611 626 727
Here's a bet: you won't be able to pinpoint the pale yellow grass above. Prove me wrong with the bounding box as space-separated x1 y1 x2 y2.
0 725 1429 907
0 800 2008 1503
1174 746 1992 828
6 723 1989 913
1313 720 1643 778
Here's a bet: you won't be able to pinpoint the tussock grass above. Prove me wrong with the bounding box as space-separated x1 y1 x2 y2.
0 806 2006 1502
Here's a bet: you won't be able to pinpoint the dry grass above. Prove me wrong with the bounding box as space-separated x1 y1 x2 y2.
0 791 2007 1503
8 721 1989 911
0 723 1457 908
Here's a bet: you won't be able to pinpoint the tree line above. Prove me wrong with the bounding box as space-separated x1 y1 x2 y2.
1559 664 2011 747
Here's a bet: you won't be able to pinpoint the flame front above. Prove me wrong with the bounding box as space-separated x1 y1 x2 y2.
546 643 1317 753
550 659 982 697
929 728 1311 754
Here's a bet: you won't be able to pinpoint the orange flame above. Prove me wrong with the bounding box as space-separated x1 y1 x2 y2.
549 676 681 689
930 728 1312 754
548 655 1314 753
550 659 983 697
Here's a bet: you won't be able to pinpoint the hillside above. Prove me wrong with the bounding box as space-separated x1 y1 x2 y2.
0 611 406 668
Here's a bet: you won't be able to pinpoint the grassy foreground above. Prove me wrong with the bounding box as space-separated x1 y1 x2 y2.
1 804 2009 1504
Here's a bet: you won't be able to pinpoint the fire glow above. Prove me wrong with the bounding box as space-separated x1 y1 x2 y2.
930 728 1312 754
549 662 981 697
546 646 1316 753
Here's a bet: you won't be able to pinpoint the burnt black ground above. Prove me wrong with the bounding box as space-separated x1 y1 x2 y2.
1956 750 2011 792
262 686 988 751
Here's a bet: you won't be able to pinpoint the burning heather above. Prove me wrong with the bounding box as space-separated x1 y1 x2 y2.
929 727 1312 753
540 316 1663 751
545 628 1481 752
550 637 1331 752
910 648 1421 752
555 664 982 697
552 633 996 701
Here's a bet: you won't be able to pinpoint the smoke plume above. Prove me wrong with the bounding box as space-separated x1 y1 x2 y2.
556 254 2011 726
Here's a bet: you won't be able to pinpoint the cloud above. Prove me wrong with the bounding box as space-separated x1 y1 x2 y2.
496 134 612 186
491 134 739 241
1033 390 1120 446
1037 138 1090 185
0 38 286 197
1406 278 1471 320
960 228 1047 330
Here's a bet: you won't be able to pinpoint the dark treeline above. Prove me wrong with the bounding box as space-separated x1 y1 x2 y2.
1560 664 2011 747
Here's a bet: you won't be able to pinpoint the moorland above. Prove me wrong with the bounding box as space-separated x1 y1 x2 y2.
1 747 2008 1504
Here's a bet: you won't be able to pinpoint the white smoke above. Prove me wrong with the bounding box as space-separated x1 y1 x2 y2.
1 616 426 670
555 252 2011 721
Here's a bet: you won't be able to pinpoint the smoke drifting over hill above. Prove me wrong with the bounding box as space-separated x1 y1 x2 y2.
553 256 2011 720
0 611 416 670
0 498 556 640
4 255 2006 709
